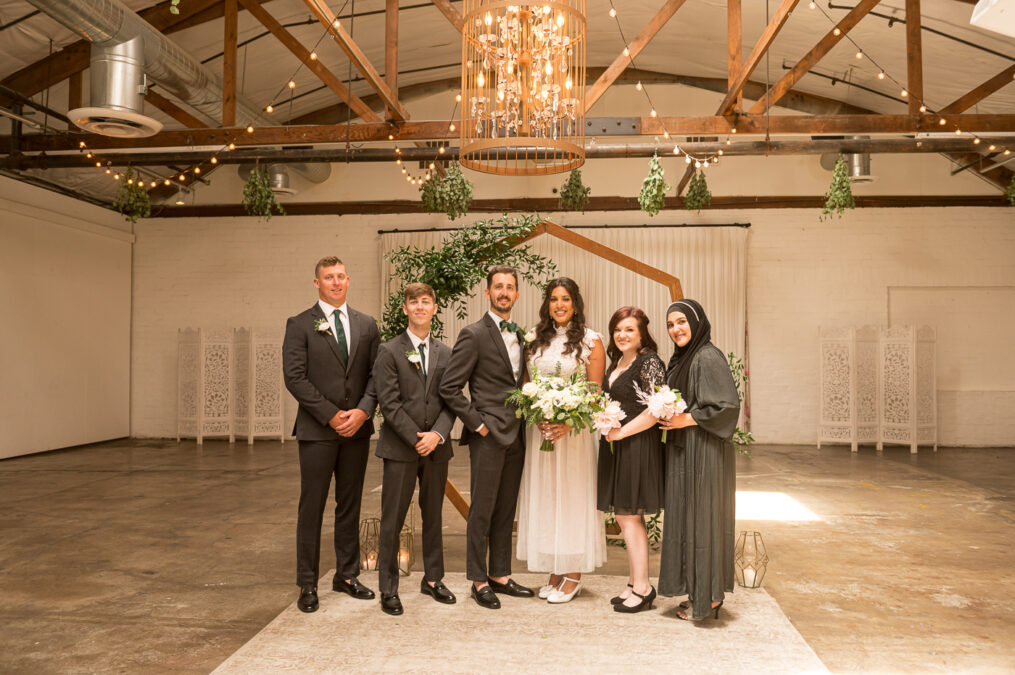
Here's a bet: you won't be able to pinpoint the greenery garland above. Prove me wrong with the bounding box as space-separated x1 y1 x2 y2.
419 162 474 221
380 213 558 340
685 169 712 213
638 151 670 217
821 156 856 221
112 167 151 223
1007 175 1015 206
242 165 286 221
560 168 591 212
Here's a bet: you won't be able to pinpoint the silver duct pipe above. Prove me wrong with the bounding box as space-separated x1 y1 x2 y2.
238 163 332 197
28 0 270 132
847 135 874 183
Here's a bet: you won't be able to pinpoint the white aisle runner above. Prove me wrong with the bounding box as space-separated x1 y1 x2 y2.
214 572 827 674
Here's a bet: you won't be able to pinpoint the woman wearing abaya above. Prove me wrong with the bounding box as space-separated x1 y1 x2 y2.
656 299 740 621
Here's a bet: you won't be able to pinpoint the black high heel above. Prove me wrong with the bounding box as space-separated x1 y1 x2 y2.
614 586 656 613
610 583 634 606
677 600 723 621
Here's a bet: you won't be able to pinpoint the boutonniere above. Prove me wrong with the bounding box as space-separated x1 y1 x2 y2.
523 328 536 344
405 349 422 369
314 318 333 337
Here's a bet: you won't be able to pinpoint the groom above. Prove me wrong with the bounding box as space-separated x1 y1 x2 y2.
440 265 534 609
283 256 380 613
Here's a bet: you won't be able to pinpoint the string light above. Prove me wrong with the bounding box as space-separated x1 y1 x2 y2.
194 167 201 174
833 27 841 36
855 50 863 59
310 51 318 60
288 80 296 89
246 125 254 133
919 105 927 113
609 7 616 17
228 143 235 150
266 105 274 113
809 1 816 7
900 89 908 97
211 157 218 164
635 81 643 91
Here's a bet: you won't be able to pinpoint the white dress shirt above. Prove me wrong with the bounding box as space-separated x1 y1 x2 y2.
318 299 353 353
406 330 444 443
488 310 522 380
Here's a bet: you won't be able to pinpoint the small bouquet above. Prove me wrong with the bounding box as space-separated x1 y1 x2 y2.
506 364 601 451
635 383 687 442
592 393 626 453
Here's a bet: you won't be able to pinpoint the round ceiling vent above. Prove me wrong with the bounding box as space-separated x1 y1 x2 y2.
68 107 163 138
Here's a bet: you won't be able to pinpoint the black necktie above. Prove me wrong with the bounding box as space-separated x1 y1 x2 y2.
418 342 427 382
333 310 348 363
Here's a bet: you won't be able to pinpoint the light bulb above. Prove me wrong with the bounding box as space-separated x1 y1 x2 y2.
565 77 572 90
228 143 235 150
650 109 657 117
310 51 317 61
127 178 133 184
636 81 643 91
114 174 120 180
194 167 201 174
266 105 273 113
732 127 737 134
450 123 456 131
685 155 691 164
900 89 908 97
833 27 841 36
456 94 462 102
673 145 680 154
288 80 296 89
79 141 86 148
718 149 724 156
150 181 156 187
955 128 961 135
333 19 340 28
623 46 630 57
919 105 927 113
246 125 254 133
105 169 111 175
878 72 885 80
609 7 616 18
477 73 485 87
439 146 445 154
164 179 170 185
974 138 981 145
401 168 406 174
179 174 186 180
429 162 435 170
989 144 996 151
855 50 863 59
939 117 946 125
86 152 92 158
809 1 816 8
1005 149 1012 156
396 158 401 165
175 199 185 205
556 13 564 27
695 160 701 168
484 11 492 25
211 157 218 164
95 161 101 167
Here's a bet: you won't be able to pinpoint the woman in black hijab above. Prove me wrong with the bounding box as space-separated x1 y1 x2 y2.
656 299 741 621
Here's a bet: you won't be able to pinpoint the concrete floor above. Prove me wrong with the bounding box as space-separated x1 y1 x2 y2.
1 440 1013 674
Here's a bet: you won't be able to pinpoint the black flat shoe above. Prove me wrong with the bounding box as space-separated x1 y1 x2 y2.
487 577 535 598
380 593 404 616
333 576 376 600
297 585 319 613
610 583 634 605
470 584 501 609
614 586 656 613
421 579 457 604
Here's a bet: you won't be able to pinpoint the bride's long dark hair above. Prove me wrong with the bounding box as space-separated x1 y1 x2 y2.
526 277 587 361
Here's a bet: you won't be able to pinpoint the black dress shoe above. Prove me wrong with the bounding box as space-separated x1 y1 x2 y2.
333 576 376 600
487 577 535 598
297 585 319 613
380 593 404 616
420 579 457 604
470 584 501 609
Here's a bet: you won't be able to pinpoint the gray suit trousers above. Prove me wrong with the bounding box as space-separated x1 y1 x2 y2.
466 432 525 582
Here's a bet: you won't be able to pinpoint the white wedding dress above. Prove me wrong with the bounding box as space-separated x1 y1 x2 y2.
516 326 607 573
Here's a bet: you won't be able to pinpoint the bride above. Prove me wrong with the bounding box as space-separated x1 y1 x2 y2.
516 277 607 603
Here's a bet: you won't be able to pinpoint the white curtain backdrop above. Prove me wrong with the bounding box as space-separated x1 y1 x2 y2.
379 225 749 367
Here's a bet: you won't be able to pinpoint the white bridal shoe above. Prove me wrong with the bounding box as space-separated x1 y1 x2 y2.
538 584 555 599
547 577 582 604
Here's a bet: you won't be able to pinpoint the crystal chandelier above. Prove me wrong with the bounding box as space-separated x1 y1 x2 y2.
461 1 586 175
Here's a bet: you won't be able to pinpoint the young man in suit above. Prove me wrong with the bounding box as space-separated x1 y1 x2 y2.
283 256 380 613
440 265 535 609
373 283 457 616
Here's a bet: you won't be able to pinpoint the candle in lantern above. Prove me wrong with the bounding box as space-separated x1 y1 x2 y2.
398 549 410 570
366 552 378 571
742 567 757 588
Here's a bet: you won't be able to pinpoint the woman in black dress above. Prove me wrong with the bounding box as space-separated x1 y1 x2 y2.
597 306 666 613
657 299 740 621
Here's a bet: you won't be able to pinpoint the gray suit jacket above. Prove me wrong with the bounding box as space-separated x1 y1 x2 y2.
374 331 455 463
283 302 379 441
440 313 524 448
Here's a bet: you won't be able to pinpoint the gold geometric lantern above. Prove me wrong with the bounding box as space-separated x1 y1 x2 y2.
397 502 415 576
461 0 586 175
358 517 380 572
734 531 770 588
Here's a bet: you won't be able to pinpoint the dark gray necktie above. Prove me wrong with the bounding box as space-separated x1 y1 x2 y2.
418 342 427 383
333 310 348 363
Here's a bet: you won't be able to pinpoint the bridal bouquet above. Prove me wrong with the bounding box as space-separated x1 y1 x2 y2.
592 393 626 453
635 384 687 443
506 365 601 452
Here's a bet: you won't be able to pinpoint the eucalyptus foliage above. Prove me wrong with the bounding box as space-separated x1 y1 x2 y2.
380 213 558 340
112 167 151 223
169 0 181 14
419 162 474 220
242 165 285 221
821 156 856 221
638 151 670 217
685 169 712 213
1007 175 1015 206
560 168 591 212
728 351 755 457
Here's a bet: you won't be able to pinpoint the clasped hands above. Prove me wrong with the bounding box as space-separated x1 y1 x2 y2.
329 409 368 437
538 421 568 442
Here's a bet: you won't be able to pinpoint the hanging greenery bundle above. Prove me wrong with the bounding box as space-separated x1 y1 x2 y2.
560 168 591 212
419 162 474 220
242 165 285 221
380 213 557 340
638 151 670 217
112 167 151 223
684 169 712 213
1007 175 1015 206
821 156 856 221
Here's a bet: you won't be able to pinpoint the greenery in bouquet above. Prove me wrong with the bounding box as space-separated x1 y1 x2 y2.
506 364 601 452
379 213 557 340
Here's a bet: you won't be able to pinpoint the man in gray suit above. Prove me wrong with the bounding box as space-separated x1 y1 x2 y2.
373 282 457 616
440 265 535 609
283 256 380 613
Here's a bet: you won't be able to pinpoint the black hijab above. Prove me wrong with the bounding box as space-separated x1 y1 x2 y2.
665 299 712 398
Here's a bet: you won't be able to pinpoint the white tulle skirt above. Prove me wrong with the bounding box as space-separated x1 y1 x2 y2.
516 424 607 573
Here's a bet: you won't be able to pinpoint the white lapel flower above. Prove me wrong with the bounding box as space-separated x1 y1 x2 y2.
405 349 422 369
523 328 536 344
314 317 333 337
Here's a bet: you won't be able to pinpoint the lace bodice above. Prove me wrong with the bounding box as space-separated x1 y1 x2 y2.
603 352 667 419
527 326 600 379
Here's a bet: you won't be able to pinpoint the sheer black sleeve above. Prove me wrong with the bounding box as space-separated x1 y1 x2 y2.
637 353 666 392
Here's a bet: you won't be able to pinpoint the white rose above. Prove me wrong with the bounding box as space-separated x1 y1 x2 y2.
521 382 539 397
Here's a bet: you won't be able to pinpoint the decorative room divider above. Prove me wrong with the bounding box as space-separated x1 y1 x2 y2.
819 325 937 454
177 328 285 445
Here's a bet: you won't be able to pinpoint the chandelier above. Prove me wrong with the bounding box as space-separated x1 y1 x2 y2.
460 1 586 175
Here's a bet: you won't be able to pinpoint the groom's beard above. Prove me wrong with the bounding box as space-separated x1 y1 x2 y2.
492 296 515 312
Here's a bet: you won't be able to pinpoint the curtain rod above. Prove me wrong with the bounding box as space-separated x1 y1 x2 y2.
377 223 751 235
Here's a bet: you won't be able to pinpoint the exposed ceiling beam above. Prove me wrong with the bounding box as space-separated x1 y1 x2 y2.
905 0 924 114
939 64 1015 115
430 0 464 32
144 90 209 129
301 0 409 121
728 0 742 114
385 0 399 119
7 114 1015 152
582 0 691 113
237 0 381 123
748 0 882 115
716 0 801 116
223 0 238 127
